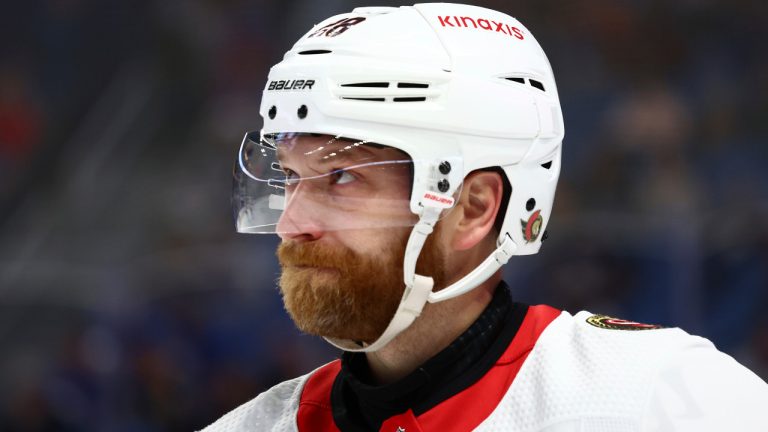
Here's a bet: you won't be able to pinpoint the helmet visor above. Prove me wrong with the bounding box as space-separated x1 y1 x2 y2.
233 132 430 234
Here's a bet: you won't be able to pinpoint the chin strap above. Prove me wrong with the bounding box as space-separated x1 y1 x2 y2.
427 234 517 303
325 208 441 352
325 209 519 353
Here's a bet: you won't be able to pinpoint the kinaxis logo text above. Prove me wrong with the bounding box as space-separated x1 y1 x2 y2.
437 15 525 40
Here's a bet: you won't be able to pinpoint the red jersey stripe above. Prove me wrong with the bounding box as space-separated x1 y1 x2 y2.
297 305 561 431
414 304 561 431
297 360 341 432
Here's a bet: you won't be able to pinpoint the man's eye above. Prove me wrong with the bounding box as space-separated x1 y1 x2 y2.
283 169 300 185
332 170 356 185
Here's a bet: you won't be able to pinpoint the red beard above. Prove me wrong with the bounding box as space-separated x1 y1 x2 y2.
277 227 446 343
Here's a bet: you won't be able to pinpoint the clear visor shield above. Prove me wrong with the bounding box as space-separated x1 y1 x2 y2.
233 132 456 234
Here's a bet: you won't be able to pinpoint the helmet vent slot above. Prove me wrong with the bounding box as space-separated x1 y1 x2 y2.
340 82 390 88
336 81 432 102
299 49 332 55
397 82 429 89
529 79 546 92
541 161 553 169
503 77 547 92
342 97 386 102
393 97 427 102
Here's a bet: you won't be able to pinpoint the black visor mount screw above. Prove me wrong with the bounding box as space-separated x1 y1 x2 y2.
439 161 452 175
268 106 277 119
437 179 450 193
297 105 308 119
526 198 536 211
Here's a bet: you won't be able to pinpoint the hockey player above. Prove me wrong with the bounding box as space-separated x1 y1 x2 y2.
206 3 768 431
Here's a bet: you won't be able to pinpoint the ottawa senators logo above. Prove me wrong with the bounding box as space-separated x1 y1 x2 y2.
520 210 543 243
586 314 663 331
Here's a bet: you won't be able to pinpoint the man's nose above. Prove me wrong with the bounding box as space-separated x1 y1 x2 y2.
276 187 325 242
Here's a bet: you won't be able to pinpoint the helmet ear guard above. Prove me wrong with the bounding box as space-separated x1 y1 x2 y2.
499 142 562 255
423 144 561 306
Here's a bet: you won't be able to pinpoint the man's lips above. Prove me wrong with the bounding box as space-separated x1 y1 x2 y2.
288 264 339 273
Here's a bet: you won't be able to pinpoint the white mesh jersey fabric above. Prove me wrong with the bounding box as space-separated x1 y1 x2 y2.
199 369 312 432
200 311 768 431
475 310 719 432
642 341 768 430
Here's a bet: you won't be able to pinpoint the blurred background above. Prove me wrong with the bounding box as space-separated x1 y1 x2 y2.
1 0 766 430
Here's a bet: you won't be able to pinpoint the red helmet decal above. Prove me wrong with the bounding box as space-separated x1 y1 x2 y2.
520 210 543 243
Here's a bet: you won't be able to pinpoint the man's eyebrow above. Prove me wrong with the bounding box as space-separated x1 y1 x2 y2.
316 144 375 165
277 141 377 166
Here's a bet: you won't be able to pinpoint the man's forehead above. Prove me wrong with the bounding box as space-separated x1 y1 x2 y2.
275 134 408 164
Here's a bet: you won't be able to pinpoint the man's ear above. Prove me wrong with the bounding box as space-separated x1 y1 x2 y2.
449 170 504 251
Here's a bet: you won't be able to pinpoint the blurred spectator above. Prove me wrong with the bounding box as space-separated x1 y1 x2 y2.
0 63 45 197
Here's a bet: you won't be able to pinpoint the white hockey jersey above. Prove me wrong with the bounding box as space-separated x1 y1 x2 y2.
201 304 768 431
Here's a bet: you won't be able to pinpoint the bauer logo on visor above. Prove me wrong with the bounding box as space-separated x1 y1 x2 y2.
422 192 454 209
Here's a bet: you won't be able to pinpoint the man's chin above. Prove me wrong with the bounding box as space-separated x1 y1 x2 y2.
301 325 383 345
276 235 433 347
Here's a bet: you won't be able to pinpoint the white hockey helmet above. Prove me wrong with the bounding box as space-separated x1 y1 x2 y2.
233 3 564 351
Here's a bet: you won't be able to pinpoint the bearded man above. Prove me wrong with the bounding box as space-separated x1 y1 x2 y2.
204 4 768 431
